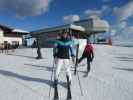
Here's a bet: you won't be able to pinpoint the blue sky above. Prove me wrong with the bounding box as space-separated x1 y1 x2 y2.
0 0 132 45
0 0 131 31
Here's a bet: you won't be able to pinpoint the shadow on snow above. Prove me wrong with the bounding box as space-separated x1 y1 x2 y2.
7 54 36 59
0 69 70 88
113 67 133 72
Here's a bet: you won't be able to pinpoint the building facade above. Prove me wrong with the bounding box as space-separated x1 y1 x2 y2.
0 25 29 46
31 17 110 48
31 24 86 48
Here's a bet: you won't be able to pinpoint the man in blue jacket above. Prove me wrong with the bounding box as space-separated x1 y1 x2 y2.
53 31 75 99
53 31 75 85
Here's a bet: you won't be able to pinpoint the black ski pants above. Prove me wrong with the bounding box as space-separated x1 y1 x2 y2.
78 55 91 72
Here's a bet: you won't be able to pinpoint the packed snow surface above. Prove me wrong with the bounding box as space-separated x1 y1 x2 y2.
0 45 133 100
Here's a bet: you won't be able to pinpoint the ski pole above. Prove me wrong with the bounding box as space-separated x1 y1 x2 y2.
74 44 79 75
73 43 83 95
77 70 84 96
48 58 55 99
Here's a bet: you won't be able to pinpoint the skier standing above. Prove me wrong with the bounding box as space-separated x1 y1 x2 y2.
53 30 75 100
78 39 94 74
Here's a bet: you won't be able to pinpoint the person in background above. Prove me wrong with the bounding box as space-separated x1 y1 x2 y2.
4 41 9 54
78 39 94 75
0 43 4 53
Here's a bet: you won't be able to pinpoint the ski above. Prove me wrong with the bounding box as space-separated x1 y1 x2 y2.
66 76 72 100
74 44 79 75
54 80 59 100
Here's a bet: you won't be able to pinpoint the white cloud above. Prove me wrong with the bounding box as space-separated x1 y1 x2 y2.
101 5 111 12
101 5 108 11
102 5 113 16
0 0 52 18
124 26 133 34
84 5 111 18
110 18 133 46
118 21 127 29
119 26 133 42
84 9 102 18
112 24 133 45
110 21 127 36
110 30 117 36
63 15 80 23
113 1 133 21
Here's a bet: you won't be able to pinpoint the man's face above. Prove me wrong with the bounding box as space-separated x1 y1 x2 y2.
63 32 68 38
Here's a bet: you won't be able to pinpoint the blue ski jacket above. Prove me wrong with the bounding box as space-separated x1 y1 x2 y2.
53 37 75 59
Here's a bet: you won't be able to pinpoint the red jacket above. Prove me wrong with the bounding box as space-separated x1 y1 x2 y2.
84 44 93 55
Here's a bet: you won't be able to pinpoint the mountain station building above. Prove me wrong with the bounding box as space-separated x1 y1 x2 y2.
31 16 110 48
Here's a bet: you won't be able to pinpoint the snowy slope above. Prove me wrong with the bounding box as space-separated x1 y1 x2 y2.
0 45 133 100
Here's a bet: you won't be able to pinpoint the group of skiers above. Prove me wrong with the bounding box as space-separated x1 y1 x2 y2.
53 30 94 100
0 42 17 53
